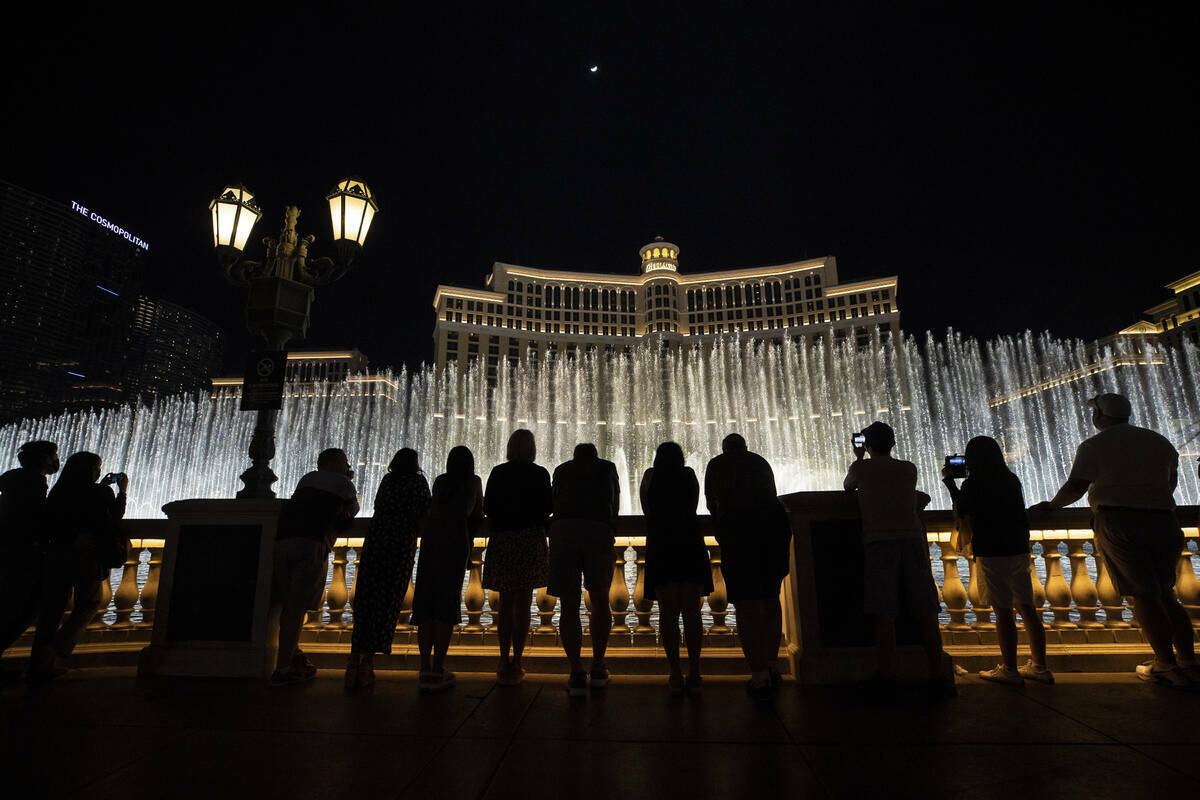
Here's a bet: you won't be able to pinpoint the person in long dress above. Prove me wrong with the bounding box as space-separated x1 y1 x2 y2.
640 442 713 696
345 449 430 691
412 446 483 693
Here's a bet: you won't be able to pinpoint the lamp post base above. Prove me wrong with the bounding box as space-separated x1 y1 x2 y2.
237 463 279 499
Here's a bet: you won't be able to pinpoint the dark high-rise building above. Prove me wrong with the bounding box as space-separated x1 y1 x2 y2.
123 296 224 399
0 180 221 420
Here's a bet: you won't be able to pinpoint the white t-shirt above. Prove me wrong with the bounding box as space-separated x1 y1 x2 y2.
843 457 924 544
1067 423 1178 510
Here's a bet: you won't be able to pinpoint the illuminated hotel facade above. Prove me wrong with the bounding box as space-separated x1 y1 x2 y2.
432 238 900 377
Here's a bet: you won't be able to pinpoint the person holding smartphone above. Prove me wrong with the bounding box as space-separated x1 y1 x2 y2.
843 421 950 698
943 436 1051 685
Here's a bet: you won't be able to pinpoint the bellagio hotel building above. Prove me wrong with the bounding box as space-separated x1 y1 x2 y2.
432 238 900 377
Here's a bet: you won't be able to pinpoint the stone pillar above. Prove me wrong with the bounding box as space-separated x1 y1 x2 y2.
1176 541 1200 627
1095 555 1131 628
939 539 971 632
463 542 486 633
609 544 631 640
326 543 350 629
631 542 656 644
1068 537 1102 628
966 557 995 631
112 549 141 629
139 499 287 678
1042 536 1077 629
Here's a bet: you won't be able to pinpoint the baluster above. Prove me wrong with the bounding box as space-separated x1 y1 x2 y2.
535 585 556 633
582 588 594 634
137 541 163 628
487 589 501 635
88 569 114 629
631 542 655 642
609 544 631 639
1068 536 1102 628
1042 536 1077 629
463 542 485 632
326 543 350 628
966 557 996 630
707 544 731 635
1175 540 1200 628
1094 553 1131 628
939 538 970 631
112 549 140 628
1029 546 1047 613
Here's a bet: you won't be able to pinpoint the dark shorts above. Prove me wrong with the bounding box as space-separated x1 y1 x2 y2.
547 519 614 597
1093 507 1184 597
863 537 941 618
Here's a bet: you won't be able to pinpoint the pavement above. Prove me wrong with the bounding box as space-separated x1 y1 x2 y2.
2 667 1199 799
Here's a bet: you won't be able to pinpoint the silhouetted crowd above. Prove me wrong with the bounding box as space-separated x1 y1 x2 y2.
3 392 1197 694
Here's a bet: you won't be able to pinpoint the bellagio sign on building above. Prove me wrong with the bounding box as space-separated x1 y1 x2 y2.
70 200 150 251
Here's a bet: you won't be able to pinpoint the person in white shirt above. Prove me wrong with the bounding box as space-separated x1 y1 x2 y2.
844 421 950 697
1034 393 1196 688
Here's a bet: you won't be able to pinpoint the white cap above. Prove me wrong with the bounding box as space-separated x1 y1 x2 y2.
1089 393 1132 419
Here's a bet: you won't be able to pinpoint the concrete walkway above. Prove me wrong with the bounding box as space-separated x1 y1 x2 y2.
2 668 1198 798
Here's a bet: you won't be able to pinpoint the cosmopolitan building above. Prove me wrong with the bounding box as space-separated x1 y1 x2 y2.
0 180 221 420
432 238 900 377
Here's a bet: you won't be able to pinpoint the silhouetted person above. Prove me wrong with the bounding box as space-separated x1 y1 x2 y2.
641 441 712 695
1033 393 1198 687
345 448 430 691
412 446 482 693
272 448 358 687
704 433 791 697
483 429 552 686
844 421 950 697
943 436 1052 685
549 442 620 696
0 440 59 660
28 452 127 682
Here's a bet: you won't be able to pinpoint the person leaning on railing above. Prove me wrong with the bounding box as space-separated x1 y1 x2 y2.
482 429 552 687
345 448 431 692
1033 392 1198 688
942 436 1053 686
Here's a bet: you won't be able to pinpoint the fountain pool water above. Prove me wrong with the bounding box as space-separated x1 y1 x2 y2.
2 330 1198 516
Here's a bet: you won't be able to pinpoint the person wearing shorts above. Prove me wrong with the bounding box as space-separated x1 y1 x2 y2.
845 421 950 696
1036 393 1196 688
271 448 359 687
944 436 1052 686
548 443 619 696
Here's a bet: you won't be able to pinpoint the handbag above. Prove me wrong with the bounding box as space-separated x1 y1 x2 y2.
99 519 131 569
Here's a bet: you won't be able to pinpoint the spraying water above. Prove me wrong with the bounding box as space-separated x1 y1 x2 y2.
2 331 1197 517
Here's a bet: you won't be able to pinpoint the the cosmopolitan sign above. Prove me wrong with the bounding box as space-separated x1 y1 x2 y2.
70 201 150 251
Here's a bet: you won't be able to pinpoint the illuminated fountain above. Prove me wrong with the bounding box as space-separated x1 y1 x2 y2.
2 331 1198 517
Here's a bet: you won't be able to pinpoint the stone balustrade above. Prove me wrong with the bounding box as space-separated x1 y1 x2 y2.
5 506 1198 658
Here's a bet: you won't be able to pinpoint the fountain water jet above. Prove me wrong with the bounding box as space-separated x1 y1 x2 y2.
2 331 1197 517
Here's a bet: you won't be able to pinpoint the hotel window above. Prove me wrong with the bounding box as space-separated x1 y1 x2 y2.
873 304 881 314
881 288 890 300
883 302 891 313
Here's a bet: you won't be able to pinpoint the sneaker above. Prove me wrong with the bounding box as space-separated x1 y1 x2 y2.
589 664 610 689
566 671 589 697
1136 660 1192 688
1018 660 1055 684
420 670 457 694
979 665 1024 686
685 673 703 695
291 651 318 680
668 673 685 696
1179 663 1200 685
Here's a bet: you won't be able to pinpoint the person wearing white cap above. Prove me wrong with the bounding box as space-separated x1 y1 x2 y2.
1033 392 1196 688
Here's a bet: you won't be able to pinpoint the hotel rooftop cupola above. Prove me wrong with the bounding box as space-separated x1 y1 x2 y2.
639 236 680 275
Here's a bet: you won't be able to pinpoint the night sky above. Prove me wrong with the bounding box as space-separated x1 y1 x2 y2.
3 2 1196 373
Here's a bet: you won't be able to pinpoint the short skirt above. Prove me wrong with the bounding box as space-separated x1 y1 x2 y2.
482 526 548 591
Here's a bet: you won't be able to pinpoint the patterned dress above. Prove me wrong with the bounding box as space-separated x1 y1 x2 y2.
350 471 430 654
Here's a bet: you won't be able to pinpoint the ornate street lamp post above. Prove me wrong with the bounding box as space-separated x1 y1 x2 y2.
209 179 378 498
